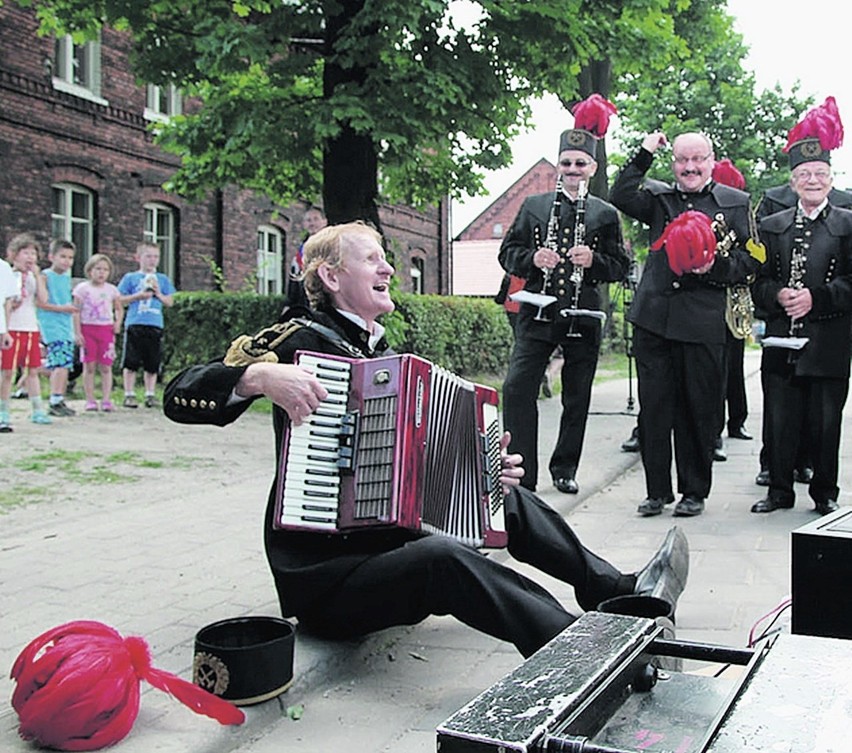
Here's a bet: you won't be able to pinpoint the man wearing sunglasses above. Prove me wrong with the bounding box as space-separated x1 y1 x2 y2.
609 132 761 518
499 125 628 497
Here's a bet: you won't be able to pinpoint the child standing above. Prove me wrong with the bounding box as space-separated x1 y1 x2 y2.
37 239 79 417
73 253 124 412
117 242 175 408
0 233 50 430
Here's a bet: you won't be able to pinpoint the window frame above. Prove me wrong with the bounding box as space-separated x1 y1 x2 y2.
51 183 95 279
52 34 108 105
143 202 177 282
257 225 285 295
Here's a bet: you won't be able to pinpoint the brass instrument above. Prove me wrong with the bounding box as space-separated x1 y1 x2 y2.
712 213 754 339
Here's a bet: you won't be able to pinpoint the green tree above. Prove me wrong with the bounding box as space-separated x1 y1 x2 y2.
16 0 684 228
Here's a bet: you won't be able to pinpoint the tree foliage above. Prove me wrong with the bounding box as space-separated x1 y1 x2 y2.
17 0 685 227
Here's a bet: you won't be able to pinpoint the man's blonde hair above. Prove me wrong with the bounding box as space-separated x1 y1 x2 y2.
302 222 383 308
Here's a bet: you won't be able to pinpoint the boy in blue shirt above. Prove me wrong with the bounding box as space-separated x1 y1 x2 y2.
37 239 79 417
117 243 176 408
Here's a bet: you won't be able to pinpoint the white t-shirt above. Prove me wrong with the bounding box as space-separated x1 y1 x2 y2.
6 267 39 333
0 259 17 334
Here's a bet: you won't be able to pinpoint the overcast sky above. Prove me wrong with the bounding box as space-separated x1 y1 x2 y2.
450 0 851 234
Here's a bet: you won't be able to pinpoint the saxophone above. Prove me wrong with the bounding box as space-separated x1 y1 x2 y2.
712 213 754 339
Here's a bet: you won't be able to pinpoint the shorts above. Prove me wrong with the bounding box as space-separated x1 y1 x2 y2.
122 324 164 374
80 323 116 366
1 330 42 371
45 340 76 370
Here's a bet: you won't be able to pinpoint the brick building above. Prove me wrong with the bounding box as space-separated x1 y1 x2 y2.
452 158 556 296
0 5 449 294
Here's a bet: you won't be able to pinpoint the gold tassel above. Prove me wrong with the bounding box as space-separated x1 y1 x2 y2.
223 321 304 366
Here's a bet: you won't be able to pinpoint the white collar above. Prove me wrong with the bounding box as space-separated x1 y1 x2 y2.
336 309 386 350
798 198 829 220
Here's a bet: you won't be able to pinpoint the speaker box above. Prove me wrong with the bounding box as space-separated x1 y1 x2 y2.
792 507 852 639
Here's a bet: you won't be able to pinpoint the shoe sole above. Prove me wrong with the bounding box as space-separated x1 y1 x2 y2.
649 527 690 602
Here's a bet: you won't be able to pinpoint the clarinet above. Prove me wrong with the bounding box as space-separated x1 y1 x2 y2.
788 209 809 337
540 174 564 295
568 180 588 312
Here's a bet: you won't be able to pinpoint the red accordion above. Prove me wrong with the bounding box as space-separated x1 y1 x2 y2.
273 351 507 549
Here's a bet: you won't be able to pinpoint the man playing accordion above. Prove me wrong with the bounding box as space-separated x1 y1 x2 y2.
165 221 687 657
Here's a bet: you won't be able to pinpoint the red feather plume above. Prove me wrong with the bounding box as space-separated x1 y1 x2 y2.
651 211 717 276
712 158 746 190
784 96 844 152
10 620 245 751
572 93 618 137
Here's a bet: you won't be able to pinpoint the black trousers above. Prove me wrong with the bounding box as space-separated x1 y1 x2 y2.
761 366 848 506
503 328 599 489
633 327 725 500
723 335 748 433
297 488 633 657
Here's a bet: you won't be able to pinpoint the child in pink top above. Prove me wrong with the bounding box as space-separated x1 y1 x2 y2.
73 254 124 412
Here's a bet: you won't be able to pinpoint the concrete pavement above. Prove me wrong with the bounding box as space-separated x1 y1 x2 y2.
2 346 848 753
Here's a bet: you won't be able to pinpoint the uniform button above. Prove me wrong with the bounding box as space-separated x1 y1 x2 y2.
190 399 197 408
210 401 217 410
173 396 180 404
672 281 681 289
200 400 207 409
180 398 188 406
558 288 566 296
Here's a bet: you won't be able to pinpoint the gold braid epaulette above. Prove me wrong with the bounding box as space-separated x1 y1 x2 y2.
223 321 304 367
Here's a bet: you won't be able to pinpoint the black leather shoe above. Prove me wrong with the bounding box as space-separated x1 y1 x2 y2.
637 495 675 517
815 499 839 516
755 469 770 487
553 477 579 494
713 437 727 462
794 467 814 484
750 497 794 513
634 526 689 613
728 426 753 440
621 427 640 453
673 495 705 517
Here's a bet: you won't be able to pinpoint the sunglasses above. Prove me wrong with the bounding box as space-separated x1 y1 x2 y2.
559 159 591 168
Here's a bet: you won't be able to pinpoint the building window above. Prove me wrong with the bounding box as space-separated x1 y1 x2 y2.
51 183 94 279
53 34 107 104
145 84 183 122
144 203 177 281
492 223 503 238
257 225 284 295
411 256 425 295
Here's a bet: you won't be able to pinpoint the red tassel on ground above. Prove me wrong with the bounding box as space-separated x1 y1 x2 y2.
10 620 245 751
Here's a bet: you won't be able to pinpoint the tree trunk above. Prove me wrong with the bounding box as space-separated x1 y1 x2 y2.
322 0 383 232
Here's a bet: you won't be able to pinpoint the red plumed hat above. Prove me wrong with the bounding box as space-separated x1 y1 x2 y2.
712 158 746 190
784 96 844 167
651 211 717 276
572 93 618 137
10 620 245 751
559 93 618 159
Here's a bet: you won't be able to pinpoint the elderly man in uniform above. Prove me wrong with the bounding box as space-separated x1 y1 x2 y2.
164 221 687 657
751 97 852 515
499 95 628 495
610 131 762 517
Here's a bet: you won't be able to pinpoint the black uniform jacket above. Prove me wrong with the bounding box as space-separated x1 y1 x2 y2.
754 205 852 378
164 305 420 618
498 190 628 341
610 148 761 345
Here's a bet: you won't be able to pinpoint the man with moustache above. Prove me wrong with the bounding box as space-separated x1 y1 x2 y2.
610 132 762 517
500 95 628 495
164 221 688 658
751 100 852 515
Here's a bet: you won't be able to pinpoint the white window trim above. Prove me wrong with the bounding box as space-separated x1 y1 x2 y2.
144 83 182 123
257 225 284 295
53 35 109 106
